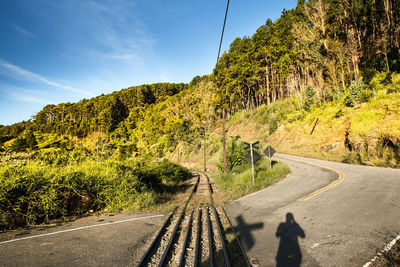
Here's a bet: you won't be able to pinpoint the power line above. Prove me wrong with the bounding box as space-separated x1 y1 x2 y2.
216 0 230 67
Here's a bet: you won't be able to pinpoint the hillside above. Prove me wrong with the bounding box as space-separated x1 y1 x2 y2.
169 87 400 172
1 0 399 161
1 0 400 228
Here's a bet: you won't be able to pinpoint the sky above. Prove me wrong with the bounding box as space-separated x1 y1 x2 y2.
0 0 297 125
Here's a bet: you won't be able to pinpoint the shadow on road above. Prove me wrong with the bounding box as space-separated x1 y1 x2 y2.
275 212 305 267
235 215 264 250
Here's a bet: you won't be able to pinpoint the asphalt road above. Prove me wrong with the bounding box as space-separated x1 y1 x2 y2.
1 154 399 266
0 211 164 266
226 153 400 266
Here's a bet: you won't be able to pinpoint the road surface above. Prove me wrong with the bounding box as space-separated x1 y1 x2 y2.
0 212 164 266
1 153 399 266
225 153 400 266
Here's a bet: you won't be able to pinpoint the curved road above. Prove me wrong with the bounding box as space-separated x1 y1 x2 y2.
1 154 399 266
225 153 400 266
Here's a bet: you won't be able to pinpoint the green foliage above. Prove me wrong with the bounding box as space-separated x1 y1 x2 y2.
349 79 366 102
24 130 38 150
342 152 362 164
1 0 400 231
1 0 400 162
9 137 28 152
218 137 246 172
391 73 400 92
370 72 390 91
0 158 190 229
344 79 366 107
269 117 278 134
304 85 315 111
216 158 290 198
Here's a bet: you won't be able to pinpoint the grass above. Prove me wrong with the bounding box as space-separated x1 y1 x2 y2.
0 157 191 230
222 91 400 168
215 158 290 200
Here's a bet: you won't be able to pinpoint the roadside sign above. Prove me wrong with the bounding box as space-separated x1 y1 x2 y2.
263 145 276 158
252 141 260 150
243 141 260 184
244 142 250 150
263 145 276 170
245 150 261 164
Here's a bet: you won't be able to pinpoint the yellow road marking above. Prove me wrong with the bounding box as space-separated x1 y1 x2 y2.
275 155 345 201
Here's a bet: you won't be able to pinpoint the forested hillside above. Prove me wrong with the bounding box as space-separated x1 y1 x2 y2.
1 0 399 160
212 0 400 112
1 0 400 228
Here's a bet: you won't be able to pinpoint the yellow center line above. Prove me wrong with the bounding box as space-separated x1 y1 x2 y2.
275 155 345 201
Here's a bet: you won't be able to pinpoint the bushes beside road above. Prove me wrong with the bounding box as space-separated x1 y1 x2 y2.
216 158 290 199
0 158 190 230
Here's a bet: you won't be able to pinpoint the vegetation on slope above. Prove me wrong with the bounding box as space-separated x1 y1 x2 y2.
216 158 290 200
0 157 190 230
1 0 400 227
223 76 400 168
1 0 399 160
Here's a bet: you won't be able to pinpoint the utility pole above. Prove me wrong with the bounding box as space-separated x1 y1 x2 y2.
204 126 207 172
250 143 255 184
222 110 227 174
198 110 229 174
177 145 180 164
244 141 260 185
198 122 211 173
213 109 229 174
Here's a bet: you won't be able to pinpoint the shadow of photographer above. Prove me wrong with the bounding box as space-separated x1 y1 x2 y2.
275 212 305 267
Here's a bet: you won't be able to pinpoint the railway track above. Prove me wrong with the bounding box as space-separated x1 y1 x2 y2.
136 172 251 267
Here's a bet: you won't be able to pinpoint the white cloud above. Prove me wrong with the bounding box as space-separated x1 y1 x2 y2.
96 52 143 62
160 74 171 83
61 0 156 65
0 59 92 96
11 93 49 105
0 85 49 104
12 24 36 38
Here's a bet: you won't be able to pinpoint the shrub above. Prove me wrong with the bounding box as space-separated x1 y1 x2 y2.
390 73 400 92
218 137 246 172
216 158 290 199
269 117 278 134
345 79 366 107
342 152 362 164
0 158 189 229
304 85 315 111
370 72 390 91
9 137 28 152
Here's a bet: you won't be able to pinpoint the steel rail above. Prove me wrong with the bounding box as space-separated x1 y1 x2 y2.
178 209 194 267
213 207 231 267
184 174 200 211
204 173 214 206
158 209 186 267
137 206 177 267
158 175 201 266
206 207 214 267
194 208 202 267
137 174 200 266
221 206 251 267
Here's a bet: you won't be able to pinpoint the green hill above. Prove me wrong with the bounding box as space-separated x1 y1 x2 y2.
1 0 400 228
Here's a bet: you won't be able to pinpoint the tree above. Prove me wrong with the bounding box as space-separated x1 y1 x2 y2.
10 137 28 152
25 129 38 150
304 85 316 111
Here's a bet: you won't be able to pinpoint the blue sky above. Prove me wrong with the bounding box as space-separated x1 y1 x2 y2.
0 0 296 125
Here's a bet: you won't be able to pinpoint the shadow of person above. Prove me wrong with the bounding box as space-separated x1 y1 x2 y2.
275 213 305 267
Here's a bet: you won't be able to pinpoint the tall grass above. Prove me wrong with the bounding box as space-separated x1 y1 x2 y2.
216 158 290 199
0 158 190 229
